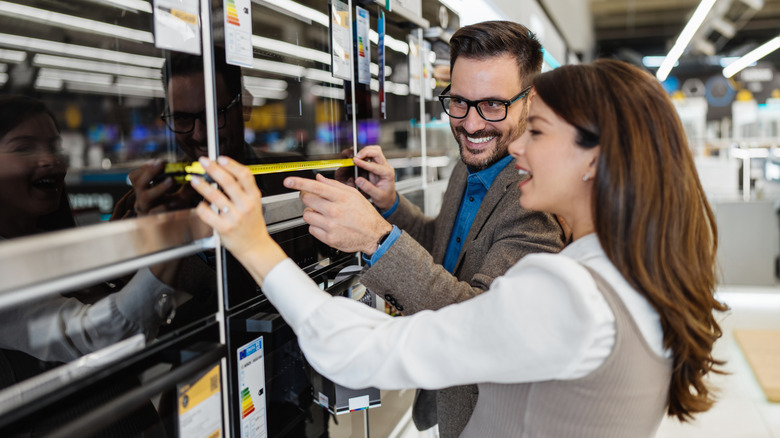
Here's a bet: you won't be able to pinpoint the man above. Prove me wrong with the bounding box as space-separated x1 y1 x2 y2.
284 21 566 437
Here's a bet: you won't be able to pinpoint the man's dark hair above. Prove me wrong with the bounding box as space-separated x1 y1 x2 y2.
161 46 242 97
449 21 543 87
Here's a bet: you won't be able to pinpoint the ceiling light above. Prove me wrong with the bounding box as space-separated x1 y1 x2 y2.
311 84 345 100
643 56 678 68
38 68 114 85
656 0 718 81
252 35 331 65
243 76 288 91
34 76 62 91
243 86 288 100
369 30 409 55
33 54 161 79
0 34 163 68
115 76 163 91
93 0 153 13
67 81 161 98
0 48 26 63
0 1 154 43
250 58 305 77
252 0 328 26
304 68 343 85
722 35 780 78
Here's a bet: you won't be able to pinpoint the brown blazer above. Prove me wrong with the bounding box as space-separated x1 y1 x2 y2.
361 159 566 437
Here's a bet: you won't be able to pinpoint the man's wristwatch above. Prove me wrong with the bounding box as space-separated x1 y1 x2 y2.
377 229 392 248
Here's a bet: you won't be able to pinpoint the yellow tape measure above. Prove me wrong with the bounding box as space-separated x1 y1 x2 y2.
164 158 355 183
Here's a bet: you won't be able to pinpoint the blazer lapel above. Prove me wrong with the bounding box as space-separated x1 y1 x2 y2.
431 161 468 263
453 158 519 270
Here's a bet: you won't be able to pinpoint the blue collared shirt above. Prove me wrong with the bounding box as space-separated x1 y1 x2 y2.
364 154 512 269
442 154 514 273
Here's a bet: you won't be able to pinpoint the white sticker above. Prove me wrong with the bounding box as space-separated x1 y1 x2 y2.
224 0 254 67
238 337 268 438
318 392 329 408
153 0 201 55
355 6 371 85
177 365 222 438
330 0 351 80
348 394 370 412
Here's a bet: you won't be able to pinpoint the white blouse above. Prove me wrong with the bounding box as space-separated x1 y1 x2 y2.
262 233 666 390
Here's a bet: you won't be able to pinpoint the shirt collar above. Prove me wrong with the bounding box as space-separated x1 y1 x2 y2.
466 154 514 189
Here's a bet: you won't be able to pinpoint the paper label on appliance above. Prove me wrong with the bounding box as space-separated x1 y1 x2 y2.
348 394 370 411
153 0 201 55
330 0 352 80
224 0 254 67
355 6 371 85
177 365 222 438
238 337 268 438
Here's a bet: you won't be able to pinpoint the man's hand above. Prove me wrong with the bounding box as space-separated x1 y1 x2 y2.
284 174 393 255
128 159 200 216
353 146 397 211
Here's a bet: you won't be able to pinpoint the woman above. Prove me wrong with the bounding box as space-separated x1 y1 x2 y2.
0 94 180 363
190 59 726 437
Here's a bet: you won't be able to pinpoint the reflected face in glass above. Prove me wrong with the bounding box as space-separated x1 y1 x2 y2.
0 112 65 229
166 73 245 161
448 55 529 170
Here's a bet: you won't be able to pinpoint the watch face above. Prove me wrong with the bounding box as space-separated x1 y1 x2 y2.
156 293 176 324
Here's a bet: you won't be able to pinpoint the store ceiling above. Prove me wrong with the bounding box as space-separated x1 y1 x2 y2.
589 0 780 61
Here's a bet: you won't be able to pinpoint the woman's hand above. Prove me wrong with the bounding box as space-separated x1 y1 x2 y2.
190 156 286 284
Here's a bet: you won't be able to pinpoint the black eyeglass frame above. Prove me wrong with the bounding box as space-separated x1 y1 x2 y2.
438 85 532 122
160 92 242 134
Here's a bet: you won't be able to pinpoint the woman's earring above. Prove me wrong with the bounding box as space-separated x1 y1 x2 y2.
583 174 590 182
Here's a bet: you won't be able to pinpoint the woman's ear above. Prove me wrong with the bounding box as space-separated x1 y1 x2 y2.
587 146 600 176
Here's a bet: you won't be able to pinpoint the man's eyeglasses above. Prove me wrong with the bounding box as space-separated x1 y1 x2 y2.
438 85 532 122
160 92 242 134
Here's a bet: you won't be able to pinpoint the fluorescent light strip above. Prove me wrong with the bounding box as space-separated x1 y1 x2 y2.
656 0 717 81
67 81 161 98
304 68 343 85
311 85 345 100
96 0 153 13
370 63 393 77
0 48 26 63
643 56 678 68
115 76 163 91
252 35 331 65
33 54 161 79
244 86 288 100
0 1 154 44
243 76 288 91
723 35 780 78
35 76 62 91
0 34 163 68
256 0 410 55
250 58 306 77
38 67 114 85
254 0 329 26
369 30 410 55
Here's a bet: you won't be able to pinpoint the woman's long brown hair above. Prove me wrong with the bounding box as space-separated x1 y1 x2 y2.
533 59 728 421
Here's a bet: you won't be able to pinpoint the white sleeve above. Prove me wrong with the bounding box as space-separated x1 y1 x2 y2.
262 255 615 390
0 267 175 363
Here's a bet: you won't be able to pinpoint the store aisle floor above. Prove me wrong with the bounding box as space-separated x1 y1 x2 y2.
395 285 780 438
656 286 780 438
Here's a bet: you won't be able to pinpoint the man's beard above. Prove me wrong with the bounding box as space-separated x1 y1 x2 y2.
453 119 524 171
